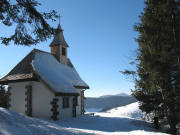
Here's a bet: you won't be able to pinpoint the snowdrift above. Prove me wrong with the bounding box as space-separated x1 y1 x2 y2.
0 102 169 135
0 108 86 135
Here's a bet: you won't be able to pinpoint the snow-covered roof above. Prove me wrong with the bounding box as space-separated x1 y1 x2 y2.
32 51 89 94
0 49 89 94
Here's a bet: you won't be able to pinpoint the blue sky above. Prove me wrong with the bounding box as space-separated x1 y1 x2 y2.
0 0 145 97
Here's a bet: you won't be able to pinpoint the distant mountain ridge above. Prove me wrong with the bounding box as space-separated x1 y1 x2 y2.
100 93 130 98
85 93 136 112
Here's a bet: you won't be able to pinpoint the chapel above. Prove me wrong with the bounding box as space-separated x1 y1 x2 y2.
0 23 89 120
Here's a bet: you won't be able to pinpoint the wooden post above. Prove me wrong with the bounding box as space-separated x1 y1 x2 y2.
81 90 85 115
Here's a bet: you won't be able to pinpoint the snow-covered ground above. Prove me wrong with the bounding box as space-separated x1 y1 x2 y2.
97 102 142 119
0 102 169 135
85 108 103 113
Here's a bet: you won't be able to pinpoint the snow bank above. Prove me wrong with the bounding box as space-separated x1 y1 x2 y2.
0 102 169 135
32 52 89 94
99 102 142 119
0 108 88 135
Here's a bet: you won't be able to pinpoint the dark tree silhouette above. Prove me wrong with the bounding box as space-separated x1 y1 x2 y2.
0 85 8 108
0 0 58 46
122 0 180 134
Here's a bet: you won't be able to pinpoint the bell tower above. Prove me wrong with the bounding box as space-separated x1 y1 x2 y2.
50 24 69 64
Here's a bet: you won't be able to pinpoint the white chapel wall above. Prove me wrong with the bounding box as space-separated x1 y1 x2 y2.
9 82 29 115
76 89 82 115
9 81 84 119
32 81 54 119
57 96 73 119
56 89 83 119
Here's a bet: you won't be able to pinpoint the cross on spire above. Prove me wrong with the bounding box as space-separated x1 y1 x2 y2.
58 14 62 25
49 17 68 47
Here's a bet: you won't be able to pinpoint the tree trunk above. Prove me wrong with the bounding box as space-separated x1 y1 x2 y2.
153 116 159 129
169 114 177 135
169 122 177 135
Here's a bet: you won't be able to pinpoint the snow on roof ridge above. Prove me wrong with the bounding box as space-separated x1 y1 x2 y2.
32 51 89 94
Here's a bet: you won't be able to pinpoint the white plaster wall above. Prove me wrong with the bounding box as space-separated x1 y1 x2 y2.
9 82 29 115
76 89 82 115
57 96 73 119
9 81 84 119
56 89 83 119
32 82 55 119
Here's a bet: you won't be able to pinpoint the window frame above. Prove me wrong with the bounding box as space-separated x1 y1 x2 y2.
63 96 69 108
73 96 78 106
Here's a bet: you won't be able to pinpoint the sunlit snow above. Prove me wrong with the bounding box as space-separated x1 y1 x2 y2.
32 52 89 94
0 102 169 135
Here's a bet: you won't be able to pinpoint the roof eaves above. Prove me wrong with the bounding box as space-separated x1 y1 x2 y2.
74 85 90 89
0 73 39 85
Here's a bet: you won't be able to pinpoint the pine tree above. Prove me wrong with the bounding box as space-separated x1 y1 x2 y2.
0 85 8 108
131 0 180 134
0 0 58 46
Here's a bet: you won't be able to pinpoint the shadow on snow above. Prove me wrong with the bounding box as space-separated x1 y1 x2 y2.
57 114 157 133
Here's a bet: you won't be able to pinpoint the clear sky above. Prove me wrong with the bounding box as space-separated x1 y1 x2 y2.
0 0 145 97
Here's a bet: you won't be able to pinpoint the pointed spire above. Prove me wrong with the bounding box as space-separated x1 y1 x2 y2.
50 24 69 47
57 24 63 31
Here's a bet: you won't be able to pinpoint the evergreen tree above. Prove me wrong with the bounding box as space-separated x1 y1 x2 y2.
0 85 8 108
0 0 58 46
128 0 180 134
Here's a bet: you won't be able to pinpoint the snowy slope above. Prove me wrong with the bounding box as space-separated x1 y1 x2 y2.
0 108 88 135
85 94 136 112
97 102 142 119
0 102 169 135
